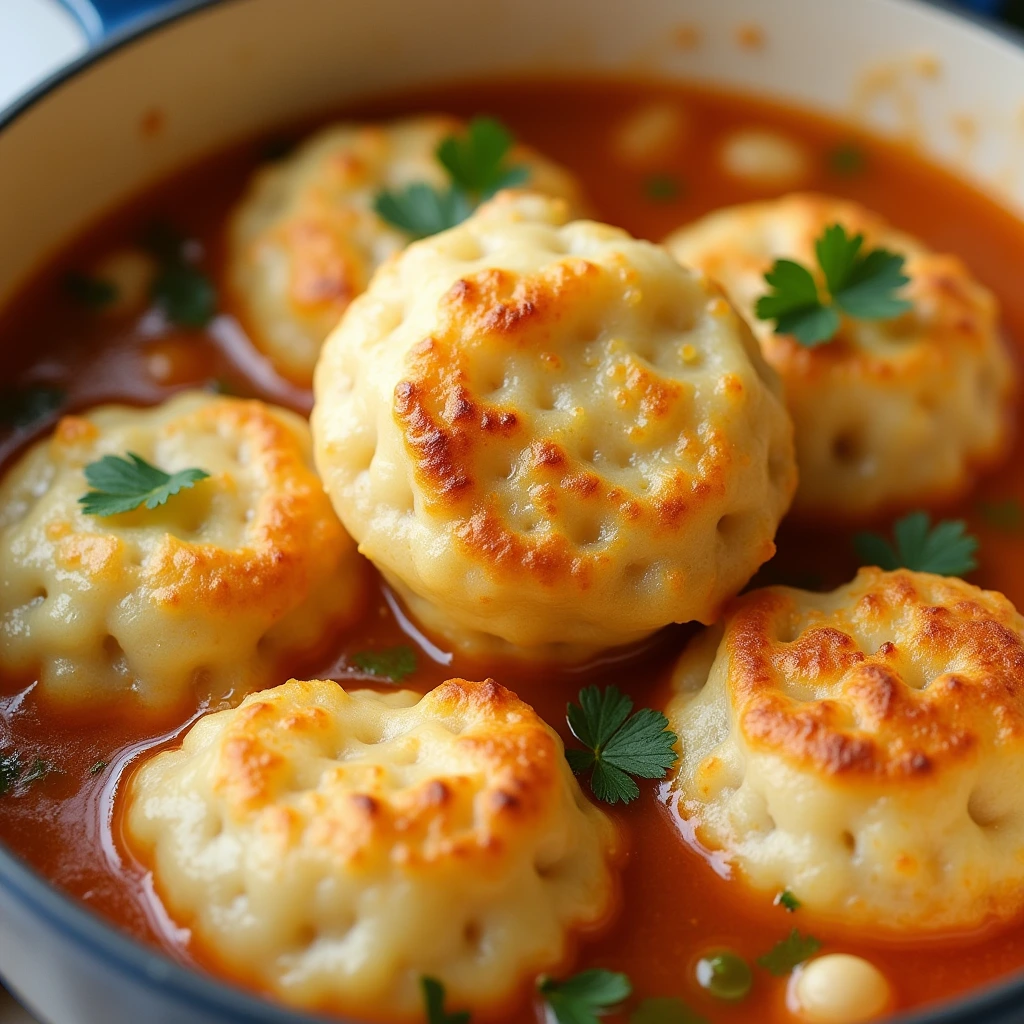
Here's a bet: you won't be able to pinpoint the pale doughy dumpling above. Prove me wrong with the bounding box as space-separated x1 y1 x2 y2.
125 677 618 1016
667 568 1024 933
228 116 585 385
664 193 1014 518
313 191 796 659
0 392 364 709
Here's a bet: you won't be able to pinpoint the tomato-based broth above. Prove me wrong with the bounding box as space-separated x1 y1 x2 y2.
3 76 1024 1024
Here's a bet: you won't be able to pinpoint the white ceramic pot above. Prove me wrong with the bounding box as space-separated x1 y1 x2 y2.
1 1 1024 1022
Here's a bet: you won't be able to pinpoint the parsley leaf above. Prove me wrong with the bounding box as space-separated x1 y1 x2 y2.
978 498 1024 532
565 686 679 805
437 116 529 198
775 890 800 912
0 386 66 430
143 223 217 329
89 760 108 776
539 969 632 1024
643 174 683 203
631 998 709 1024
375 117 528 238
64 271 118 309
756 929 821 976
421 977 470 1024
78 452 209 518
755 223 912 346
373 183 474 240
854 511 978 577
351 645 417 683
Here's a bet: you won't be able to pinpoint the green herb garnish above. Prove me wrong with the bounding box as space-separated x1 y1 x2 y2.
854 511 978 577
421 977 470 1024
78 452 209 518
755 223 912 346
144 223 217 328
89 760 108 776
631 998 709 1024
827 143 867 177
436 116 529 198
374 116 528 238
643 174 683 202
756 929 821 977
350 644 417 683
978 498 1024 532
775 890 800 912
0 751 55 796
0 386 66 430
539 969 632 1024
64 271 118 308
695 952 752 1002
373 183 474 241
565 685 679 805
0 753 21 797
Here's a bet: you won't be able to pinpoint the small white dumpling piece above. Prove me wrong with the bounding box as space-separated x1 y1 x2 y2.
665 193 1014 517
125 677 619 1017
227 115 585 385
791 955 891 1024
0 392 364 709
719 128 810 188
611 101 688 166
667 568 1024 933
313 190 797 659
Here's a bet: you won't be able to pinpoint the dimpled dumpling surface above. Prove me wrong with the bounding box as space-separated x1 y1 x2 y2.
664 193 1014 518
126 677 619 1015
667 568 1024 932
313 191 796 658
228 116 585 385
0 392 364 709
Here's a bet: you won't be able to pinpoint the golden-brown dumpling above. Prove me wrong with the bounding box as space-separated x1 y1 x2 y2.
664 193 1014 518
125 677 618 1016
228 116 585 385
666 568 1024 932
0 392 364 709
313 191 796 659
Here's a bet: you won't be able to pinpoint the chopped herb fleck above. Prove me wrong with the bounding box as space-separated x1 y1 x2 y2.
143 222 217 328
643 174 684 202
827 143 867 177
64 271 118 309
756 929 821 976
79 452 209 518
631 998 709 1024
978 498 1024 533
565 685 679 805
775 889 800 912
351 644 417 683
0 386 66 430
0 752 21 797
89 760 108 776
854 511 978 577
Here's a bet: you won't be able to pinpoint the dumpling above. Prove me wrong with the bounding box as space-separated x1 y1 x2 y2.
666 567 1024 932
227 116 585 385
125 677 618 1016
663 193 1014 518
0 392 364 709
313 191 796 659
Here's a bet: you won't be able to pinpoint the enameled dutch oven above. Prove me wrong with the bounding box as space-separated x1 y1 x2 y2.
3 1 1024 1021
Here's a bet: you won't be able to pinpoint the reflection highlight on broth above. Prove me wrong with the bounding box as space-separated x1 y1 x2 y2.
2 76 1024 1024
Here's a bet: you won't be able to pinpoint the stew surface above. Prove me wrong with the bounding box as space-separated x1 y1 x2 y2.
2 75 1024 1023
